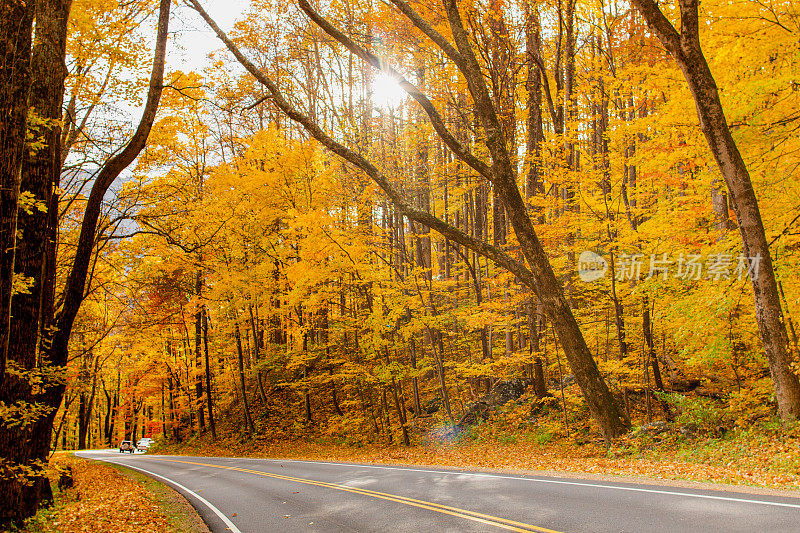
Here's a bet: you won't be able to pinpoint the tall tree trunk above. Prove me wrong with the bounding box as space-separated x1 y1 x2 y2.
430 329 454 422
391 377 410 446
168 375 180 442
413 65 433 282
103 387 112 445
0 0 64 522
234 315 255 433
160 381 167 439
330 369 344 417
194 270 206 430
248 303 260 358
1 0 171 523
8 0 70 371
642 296 664 391
78 392 88 450
632 0 800 419
110 371 119 445
202 308 216 439
0 0 34 380
408 337 422 416
525 2 544 210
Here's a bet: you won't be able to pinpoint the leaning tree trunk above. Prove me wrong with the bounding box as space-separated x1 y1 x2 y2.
632 0 800 420
189 0 630 440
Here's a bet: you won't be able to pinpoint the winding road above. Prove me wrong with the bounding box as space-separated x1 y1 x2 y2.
76 450 800 532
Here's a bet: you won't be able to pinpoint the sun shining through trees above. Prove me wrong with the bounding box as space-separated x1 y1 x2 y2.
371 70 407 109
6 0 800 524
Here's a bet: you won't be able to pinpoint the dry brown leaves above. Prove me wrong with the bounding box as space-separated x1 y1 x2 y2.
156 427 800 491
36 454 172 532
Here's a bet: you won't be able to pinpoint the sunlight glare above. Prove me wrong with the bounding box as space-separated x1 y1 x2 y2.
372 71 407 109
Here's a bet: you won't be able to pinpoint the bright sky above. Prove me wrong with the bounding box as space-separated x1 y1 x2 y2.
170 0 252 71
372 71 407 109
169 1 408 109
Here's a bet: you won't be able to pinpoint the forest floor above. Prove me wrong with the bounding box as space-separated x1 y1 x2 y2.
155 415 800 494
11 453 208 533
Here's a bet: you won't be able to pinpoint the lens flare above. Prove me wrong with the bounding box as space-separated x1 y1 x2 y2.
372 71 406 109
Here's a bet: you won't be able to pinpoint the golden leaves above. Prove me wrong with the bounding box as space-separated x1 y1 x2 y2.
32 454 176 533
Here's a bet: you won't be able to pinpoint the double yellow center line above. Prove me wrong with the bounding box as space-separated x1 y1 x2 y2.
148 457 561 532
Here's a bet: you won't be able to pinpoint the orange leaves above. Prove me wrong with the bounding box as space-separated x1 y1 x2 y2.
156 418 800 491
36 455 174 532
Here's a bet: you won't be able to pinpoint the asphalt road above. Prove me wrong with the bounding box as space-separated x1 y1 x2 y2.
76 450 800 532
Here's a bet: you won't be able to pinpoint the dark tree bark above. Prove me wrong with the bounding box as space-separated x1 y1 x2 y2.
202 308 216 439
0 0 65 522
103 385 113 445
0 0 34 380
391 377 410 446
0 0 171 523
234 315 255 434
408 337 422 416
194 270 206 431
642 297 664 391
8 0 71 371
632 0 800 419
248 303 260 358
168 375 180 442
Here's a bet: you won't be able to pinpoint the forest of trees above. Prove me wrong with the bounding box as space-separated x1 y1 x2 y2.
2 0 799 524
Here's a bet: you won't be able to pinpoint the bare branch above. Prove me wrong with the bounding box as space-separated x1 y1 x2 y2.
244 94 273 110
297 0 492 181
187 0 540 291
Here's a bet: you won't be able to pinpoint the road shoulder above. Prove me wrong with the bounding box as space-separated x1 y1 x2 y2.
110 462 211 533
14 453 210 533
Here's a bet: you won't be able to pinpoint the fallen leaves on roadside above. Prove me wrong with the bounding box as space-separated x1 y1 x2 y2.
30 454 173 532
154 422 800 491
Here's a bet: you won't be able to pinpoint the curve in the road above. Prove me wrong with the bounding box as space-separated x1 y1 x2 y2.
100 458 242 533
78 451 800 532
268 458 800 510
148 457 558 532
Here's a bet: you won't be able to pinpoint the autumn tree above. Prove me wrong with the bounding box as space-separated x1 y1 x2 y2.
631 0 800 419
0 0 171 523
0 0 35 378
189 0 631 439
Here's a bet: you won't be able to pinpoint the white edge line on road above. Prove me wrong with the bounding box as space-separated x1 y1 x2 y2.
98 458 243 533
254 458 800 510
